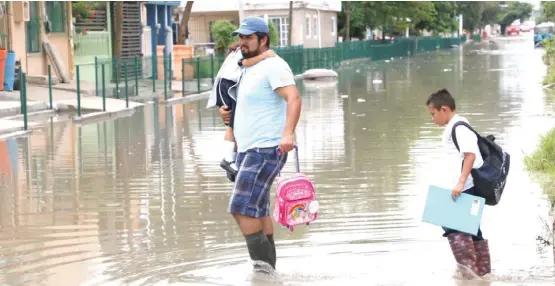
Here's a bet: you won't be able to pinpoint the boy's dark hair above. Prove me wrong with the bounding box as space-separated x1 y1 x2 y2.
255 32 270 48
426 88 456 110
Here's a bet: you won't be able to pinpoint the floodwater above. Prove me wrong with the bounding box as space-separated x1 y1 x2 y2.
1 37 555 285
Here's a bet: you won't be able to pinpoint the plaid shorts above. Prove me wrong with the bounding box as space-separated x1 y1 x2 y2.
228 146 288 218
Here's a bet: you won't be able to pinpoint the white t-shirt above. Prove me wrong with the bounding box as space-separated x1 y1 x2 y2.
441 114 484 191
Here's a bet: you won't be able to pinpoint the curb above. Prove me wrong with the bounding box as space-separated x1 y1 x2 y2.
73 106 139 125
0 130 32 141
2 109 56 121
0 102 50 118
162 91 211 105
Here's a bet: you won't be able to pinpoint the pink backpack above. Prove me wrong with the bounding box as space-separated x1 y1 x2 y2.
273 146 318 231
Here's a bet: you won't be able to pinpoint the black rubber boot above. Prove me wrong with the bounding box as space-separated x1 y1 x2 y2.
245 230 274 270
266 234 276 269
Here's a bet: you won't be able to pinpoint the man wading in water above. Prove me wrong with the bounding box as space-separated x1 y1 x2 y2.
218 16 301 271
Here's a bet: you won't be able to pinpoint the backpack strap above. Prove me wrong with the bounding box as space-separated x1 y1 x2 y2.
451 121 481 152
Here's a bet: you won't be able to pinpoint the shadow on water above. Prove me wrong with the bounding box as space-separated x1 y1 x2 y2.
0 38 555 285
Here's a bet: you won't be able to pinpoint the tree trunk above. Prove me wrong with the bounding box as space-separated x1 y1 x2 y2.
288 1 293 46
345 2 351 41
178 1 194 44
114 2 123 57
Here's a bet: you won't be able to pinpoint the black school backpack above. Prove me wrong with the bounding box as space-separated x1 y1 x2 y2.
451 121 511 206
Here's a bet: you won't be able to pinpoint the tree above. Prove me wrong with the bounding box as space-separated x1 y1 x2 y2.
498 1 533 33
481 1 502 26
541 1 555 22
414 1 457 35
178 1 194 44
457 1 486 33
267 21 279 47
211 20 237 56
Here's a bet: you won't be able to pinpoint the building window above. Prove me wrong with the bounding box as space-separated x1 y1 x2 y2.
26 1 40 53
332 17 336 35
306 15 310 38
46 2 66 33
270 16 289 46
313 15 318 37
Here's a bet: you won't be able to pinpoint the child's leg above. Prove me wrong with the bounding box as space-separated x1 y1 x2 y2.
223 126 236 163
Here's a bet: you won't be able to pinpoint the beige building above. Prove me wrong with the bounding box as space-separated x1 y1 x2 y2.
0 1 73 80
188 1 341 48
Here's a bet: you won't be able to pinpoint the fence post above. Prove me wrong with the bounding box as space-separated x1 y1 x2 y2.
124 61 129 108
76 65 81 117
152 56 156 92
134 57 139 96
164 55 168 100
115 57 119 99
196 57 200 94
48 64 53 109
210 54 215 85
169 52 173 91
95 56 98 97
182 58 185 97
22 72 27 131
102 64 106 112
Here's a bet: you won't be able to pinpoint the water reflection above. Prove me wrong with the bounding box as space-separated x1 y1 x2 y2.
0 39 554 285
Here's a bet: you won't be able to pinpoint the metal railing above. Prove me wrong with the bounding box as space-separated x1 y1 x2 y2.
15 36 465 120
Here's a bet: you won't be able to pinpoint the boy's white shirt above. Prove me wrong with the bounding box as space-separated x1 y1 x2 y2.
440 114 484 191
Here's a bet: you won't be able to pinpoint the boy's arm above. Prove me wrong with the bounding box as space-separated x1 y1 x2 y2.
241 49 277 67
452 126 478 200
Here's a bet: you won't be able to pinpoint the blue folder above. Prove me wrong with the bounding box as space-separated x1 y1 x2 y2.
421 185 485 236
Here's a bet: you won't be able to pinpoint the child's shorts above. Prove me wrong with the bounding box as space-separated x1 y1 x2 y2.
215 78 237 128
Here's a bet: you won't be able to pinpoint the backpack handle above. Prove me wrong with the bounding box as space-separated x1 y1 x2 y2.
276 145 300 176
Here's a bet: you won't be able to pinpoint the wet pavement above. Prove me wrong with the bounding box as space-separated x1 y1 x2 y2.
1 37 555 285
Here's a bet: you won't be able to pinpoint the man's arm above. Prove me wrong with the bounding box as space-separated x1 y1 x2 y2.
269 60 300 153
275 85 302 137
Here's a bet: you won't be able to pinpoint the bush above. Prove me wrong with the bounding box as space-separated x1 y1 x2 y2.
267 21 279 47
211 20 238 56
525 128 555 203
543 38 555 86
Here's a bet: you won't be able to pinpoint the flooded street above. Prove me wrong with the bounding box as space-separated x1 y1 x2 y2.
2 37 555 285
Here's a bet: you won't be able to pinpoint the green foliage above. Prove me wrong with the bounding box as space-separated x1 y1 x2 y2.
457 2 486 32
72 1 105 22
267 21 279 47
481 1 502 26
524 127 555 202
542 38 555 85
498 1 533 33
525 128 555 174
211 20 237 56
541 1 555 22
415 1 458 34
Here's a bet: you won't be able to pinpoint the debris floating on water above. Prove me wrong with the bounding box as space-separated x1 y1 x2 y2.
373 79 383 84
340 94 349 98
357 98 366 103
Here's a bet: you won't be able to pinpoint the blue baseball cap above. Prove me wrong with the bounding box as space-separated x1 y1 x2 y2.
231 16 269 36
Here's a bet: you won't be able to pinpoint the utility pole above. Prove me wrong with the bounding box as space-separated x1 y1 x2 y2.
288 1 293 46
238 0 245 22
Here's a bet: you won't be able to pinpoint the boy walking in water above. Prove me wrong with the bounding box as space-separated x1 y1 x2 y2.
426 88 491 278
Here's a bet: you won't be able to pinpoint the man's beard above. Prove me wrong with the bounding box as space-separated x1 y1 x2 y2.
241 46 260 59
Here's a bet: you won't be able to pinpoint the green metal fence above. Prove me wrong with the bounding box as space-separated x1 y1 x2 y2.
27 36 467 118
